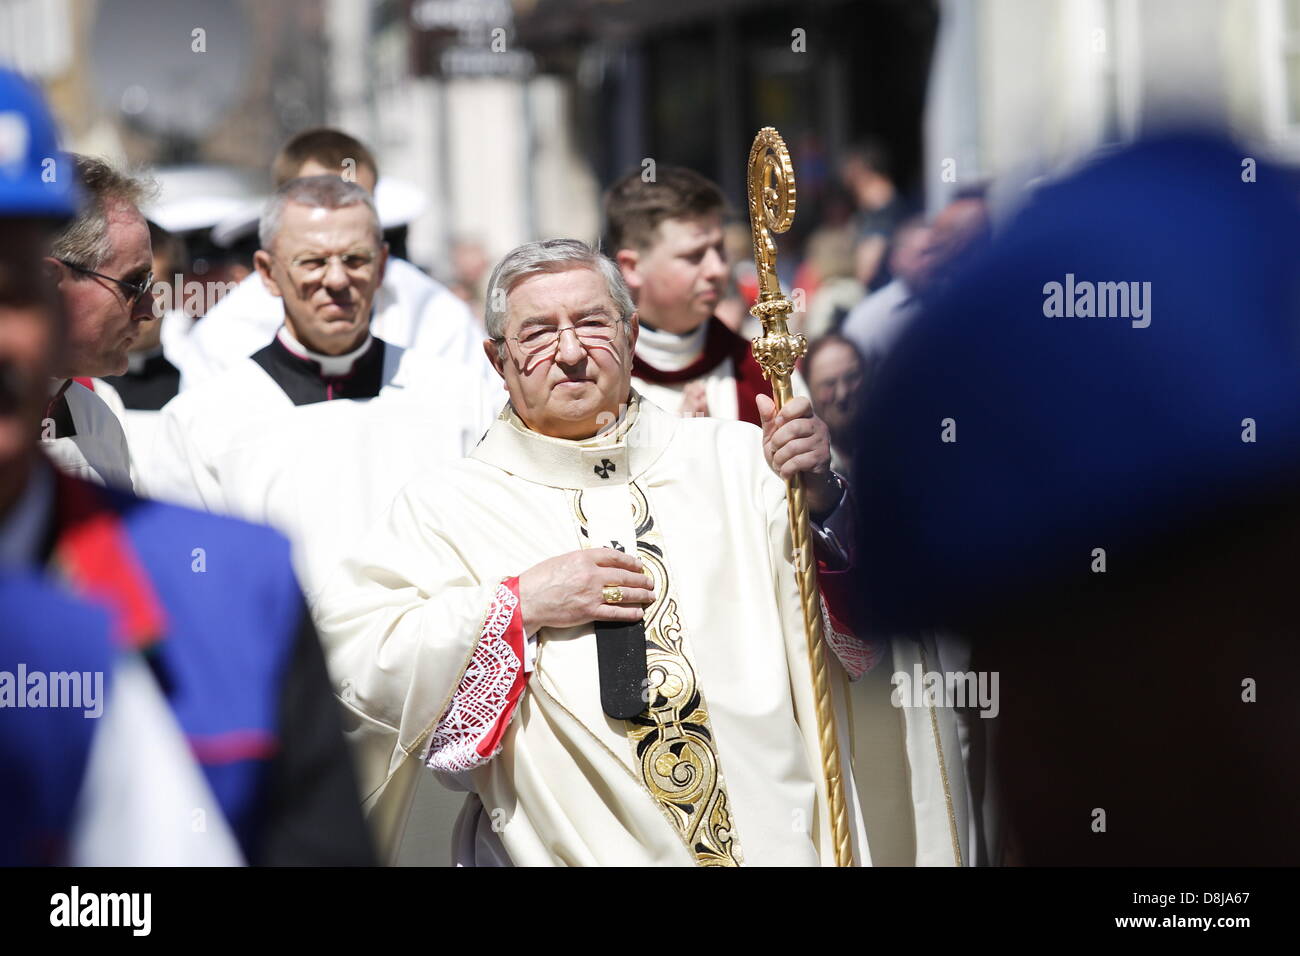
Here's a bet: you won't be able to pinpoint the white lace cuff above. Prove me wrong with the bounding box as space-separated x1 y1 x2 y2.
425 578 528 774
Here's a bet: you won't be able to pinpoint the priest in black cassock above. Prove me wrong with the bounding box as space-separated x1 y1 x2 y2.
151 175 494 601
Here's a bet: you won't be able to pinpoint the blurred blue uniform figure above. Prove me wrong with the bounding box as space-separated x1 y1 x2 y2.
0 573 244 865
852 129 1300 864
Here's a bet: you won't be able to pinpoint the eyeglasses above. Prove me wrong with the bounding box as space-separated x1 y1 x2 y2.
502 315 624 361
57 259 154 308
282 250 379 282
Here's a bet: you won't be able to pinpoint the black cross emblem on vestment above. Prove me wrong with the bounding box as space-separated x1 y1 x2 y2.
594 458 616 479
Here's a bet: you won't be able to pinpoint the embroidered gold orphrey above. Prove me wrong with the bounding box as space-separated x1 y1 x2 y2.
573 484 742 866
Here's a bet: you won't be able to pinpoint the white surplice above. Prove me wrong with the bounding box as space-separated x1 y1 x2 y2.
180 258 494 390
316 392 873 866
149 339 500 602
41 380 134 492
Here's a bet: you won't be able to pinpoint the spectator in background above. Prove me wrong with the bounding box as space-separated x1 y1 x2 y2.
843 189 990 367
804 333 867 477
715 221 757 337
838 141 914 291
923 186 991 297
796 226 863 342
841 216 930 364
447 236 491 329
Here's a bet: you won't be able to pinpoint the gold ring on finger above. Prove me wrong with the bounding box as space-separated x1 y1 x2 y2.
601 585 624 605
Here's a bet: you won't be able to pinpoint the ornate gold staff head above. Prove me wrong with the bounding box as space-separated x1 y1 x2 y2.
747 127 803 383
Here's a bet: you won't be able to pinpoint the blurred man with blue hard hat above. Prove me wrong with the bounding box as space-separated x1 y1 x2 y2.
0 69 141 490
0 67 373 865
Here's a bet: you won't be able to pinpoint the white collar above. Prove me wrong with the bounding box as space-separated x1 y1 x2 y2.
277 325 374 376
470 391 677 489
633 321 709 373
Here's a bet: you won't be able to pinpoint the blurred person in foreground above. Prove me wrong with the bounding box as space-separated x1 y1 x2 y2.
853 129 1300 865
0 68 371 865
152 175 495 601
316 239 875 865
182 127 489 390
0 69 238 865
606 166 807 422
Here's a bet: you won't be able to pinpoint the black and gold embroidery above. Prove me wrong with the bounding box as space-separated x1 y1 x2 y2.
572 484 742 866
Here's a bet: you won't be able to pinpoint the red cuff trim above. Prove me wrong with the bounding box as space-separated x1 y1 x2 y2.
820 594 881 680
426 577 527 773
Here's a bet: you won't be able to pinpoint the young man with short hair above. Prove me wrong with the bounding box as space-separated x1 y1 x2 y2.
605 166 803 423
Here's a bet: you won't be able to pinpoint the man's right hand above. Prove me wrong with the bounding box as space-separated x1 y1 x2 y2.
518 547 655 632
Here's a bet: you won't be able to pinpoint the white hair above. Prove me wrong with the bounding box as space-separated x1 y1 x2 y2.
259 175 381 252
483 238 635 342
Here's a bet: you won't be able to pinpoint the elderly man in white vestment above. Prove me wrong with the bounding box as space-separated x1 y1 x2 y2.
317 239 875 866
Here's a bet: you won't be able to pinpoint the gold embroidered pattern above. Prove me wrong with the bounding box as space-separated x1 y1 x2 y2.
573 484 742 867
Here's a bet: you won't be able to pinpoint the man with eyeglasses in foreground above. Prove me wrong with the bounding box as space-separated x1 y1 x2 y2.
316 238 876 866
41 156 156 490
151 175 494 602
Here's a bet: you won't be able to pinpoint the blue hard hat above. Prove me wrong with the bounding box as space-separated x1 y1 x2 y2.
0 68 79 219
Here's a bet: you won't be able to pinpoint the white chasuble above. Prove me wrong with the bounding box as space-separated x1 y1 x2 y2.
316 392 872 866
